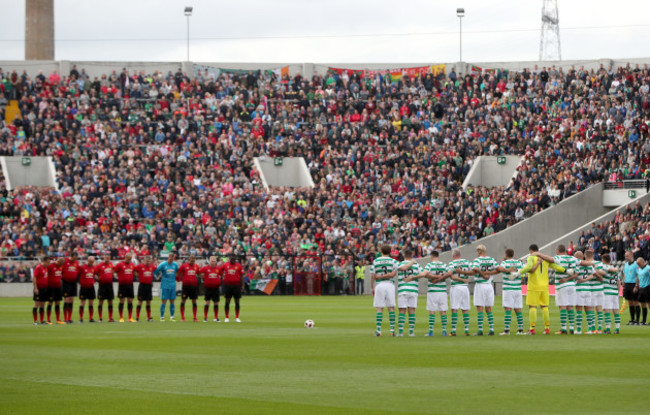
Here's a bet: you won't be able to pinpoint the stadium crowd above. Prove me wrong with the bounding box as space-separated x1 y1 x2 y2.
0 62 649 282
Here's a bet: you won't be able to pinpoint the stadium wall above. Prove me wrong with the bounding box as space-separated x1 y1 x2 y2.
462 156 523 189
3 58 650 79
253 157 315 189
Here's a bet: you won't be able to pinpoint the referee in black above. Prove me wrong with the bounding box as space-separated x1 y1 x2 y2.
623 251 641 325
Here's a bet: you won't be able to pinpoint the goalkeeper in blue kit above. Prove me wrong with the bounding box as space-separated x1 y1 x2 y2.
154 253 180 321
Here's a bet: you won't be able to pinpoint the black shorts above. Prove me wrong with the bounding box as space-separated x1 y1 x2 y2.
623 283 639 301
33 287 49 302
118 284 135 299
98 283 115 301
137 284 153 302
79 286 96 301
638 286 650 304
48 286 63 302
204 287 220 302
181 285 198 300
63 281 77 298
223 285 242 300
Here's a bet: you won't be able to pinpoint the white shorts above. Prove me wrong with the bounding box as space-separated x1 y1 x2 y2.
602 295 619 310
426 292 448 312
373 283 395 308
577 290 594 307
592 291 605 308
473 283 494 307
398 293 418 309
556 286 577 307
450 285 470 311
502 290 523 309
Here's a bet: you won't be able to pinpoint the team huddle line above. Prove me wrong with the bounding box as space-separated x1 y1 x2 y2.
370 243 640 337
31 252 246 325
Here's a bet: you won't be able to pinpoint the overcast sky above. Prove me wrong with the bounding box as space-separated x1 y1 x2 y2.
1 0 649 63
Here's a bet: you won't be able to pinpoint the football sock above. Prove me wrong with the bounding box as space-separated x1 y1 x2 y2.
108 304 113 320
146 305 151 319
477 311 484 332
529 307 537 329
635 305 641 322
451 312 458 332
213 305 218 320
118 303 124 319
170 303 175 317
180 304 185 320
441 314 447 331
504 310 512 331
542 308 550 328
389 311 395 332
597 311 603 330
586 310 595 331
47 304 52 321
463 313 470 332
225 305 230 318
614 313 621 329
375 312 383 332
568 309 575 329
629 305 635 321
39 307 45 323
428 314 435 332
604 311 612 329
204 305 209 320
487 311 494 332
516 311 524 330
160 303 165 318
79 305 84 320
127 303 133 319
136 305 142 319
643 307 648 324
398 312 405 334
577 311 583 331
235 304 240 319
408 314 415 334
560 309 567 330
55 305 61 321
89 305 94 320
62 304 68 321
98 305 103 320
193 304 198 319
32 307 38 323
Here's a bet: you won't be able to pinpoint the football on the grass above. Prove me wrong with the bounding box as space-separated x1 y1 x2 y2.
304 319 315 328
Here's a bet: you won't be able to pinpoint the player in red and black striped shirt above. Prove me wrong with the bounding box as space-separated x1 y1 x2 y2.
32 256 50 324
135 256 156 322
62 252 80 323
115 253 137 322
177 254 201 322
221 255 245 323
47 257 66 324
78 256 98 322
200 256 222 322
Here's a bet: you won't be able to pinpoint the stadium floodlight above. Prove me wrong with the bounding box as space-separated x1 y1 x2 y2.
184 7 193 62
456 8 465 62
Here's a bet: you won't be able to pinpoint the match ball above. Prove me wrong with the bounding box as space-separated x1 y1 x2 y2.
304 319 315 328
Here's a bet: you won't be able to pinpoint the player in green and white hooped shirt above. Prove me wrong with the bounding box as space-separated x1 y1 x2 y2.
405 251 448 336
599 253 621 334
371 245 399 336
594 254 618 333
573 251 606 334
447 249 473 336
371 245 416 336
470 245 499 336
495 248 525 335
396 249 423 337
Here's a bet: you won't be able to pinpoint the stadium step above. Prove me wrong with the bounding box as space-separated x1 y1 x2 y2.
4 100 21 124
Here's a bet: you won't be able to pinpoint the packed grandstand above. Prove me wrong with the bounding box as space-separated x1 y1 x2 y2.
0 63 649 285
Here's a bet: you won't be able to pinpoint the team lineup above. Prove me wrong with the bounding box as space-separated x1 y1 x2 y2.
370 243 642 337
31 252 246 325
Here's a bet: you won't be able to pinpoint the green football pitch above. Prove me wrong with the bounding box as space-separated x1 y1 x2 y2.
1 296 649 414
